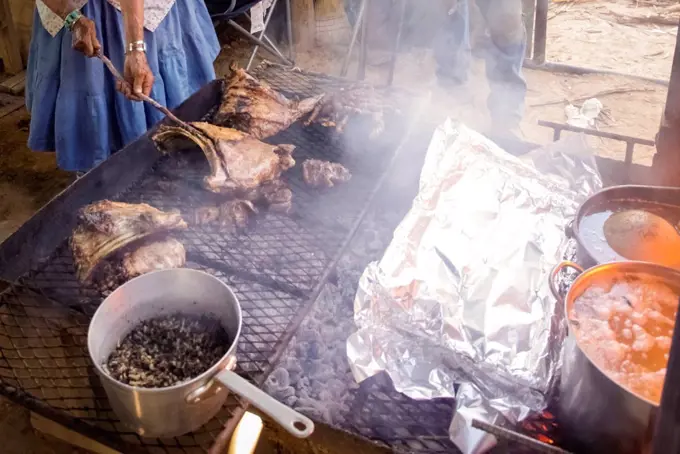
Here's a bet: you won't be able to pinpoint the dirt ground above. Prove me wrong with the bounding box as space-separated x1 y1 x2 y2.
0 0 676 452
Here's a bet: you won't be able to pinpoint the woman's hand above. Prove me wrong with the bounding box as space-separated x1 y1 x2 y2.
117 51 154 101
71 17 101 57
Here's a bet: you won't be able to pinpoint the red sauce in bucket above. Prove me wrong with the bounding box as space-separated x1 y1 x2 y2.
570 275 679 405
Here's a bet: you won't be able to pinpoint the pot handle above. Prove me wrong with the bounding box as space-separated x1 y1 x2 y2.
215 369 315 438
549 261 584 303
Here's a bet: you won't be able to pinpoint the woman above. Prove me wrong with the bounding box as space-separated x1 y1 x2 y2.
26 0 220 172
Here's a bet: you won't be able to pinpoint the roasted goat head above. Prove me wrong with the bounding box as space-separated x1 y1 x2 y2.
213 64 323 139
302 159 352 188
71 200 187 282
152 122 295 208
305 84 397 139
92 237 186 294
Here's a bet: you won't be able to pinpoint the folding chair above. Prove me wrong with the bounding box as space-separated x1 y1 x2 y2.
205 0 295 70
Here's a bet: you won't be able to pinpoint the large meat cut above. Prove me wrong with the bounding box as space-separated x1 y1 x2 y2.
302 159 352 188
305 84 398 139
213 64 323 139
70 200 187 282
91 237 186 294
189 199 257 229
152 122 295 210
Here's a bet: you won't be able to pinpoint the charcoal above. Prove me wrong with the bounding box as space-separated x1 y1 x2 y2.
105 314 230 388
257 206 404 428
267 368 291 389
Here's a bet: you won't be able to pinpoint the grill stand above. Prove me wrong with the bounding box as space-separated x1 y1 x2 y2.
0 64 420 454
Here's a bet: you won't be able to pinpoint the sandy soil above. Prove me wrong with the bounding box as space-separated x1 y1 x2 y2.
548 0 677 80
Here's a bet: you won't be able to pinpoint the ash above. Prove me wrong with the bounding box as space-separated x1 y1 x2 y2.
264 205 405 427
105 314 230 388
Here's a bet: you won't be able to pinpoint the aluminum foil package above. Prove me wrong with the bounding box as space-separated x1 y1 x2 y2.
347 121 602 453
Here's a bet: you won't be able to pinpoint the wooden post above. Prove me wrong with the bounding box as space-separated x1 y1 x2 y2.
651 297 680 454
8 0 36 65
0 0 23 74
291 0 316 51
522 0 536 59
533 0 548 64
653 20 680 186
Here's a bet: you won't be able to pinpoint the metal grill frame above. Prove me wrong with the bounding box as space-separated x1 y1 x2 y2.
0 63 419 453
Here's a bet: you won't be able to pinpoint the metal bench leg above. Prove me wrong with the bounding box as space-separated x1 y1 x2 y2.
227 19 293 67
387 0 407 86
341 0 368 77
246 0 287 70
286 0 294 60
357 0 370 80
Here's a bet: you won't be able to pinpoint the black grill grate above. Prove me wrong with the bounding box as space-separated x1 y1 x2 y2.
0 64 413 453
350 374 458 453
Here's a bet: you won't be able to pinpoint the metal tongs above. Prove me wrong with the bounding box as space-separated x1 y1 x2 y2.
95 51 188 128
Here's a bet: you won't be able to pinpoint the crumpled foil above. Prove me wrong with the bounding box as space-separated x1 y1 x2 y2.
347 120 602 454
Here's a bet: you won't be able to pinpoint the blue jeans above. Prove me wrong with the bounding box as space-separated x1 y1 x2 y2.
434 0 527 127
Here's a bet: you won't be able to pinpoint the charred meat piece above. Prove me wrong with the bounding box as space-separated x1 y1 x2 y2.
256 180 293 213
92 237 186 294
70 201 187 282
152 122 295 199
302 159 352 188
305 84 397 139
214 64 324 139
189 199 257 230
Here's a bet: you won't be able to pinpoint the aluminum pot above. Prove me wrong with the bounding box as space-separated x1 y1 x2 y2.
549 261 680 454
88 268 314 439
566 185 680 268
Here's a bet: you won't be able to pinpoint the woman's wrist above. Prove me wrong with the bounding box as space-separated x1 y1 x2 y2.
126 40 146 54
64 10 83 31
120 0 145 53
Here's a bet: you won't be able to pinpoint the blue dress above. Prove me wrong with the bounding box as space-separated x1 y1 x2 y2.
26 0 221 172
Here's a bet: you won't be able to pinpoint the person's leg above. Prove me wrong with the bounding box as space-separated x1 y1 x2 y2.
477 0 526 128
433 0 471 85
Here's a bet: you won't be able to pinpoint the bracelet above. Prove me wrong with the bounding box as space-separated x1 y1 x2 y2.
64 10 83 31
126 40 147 54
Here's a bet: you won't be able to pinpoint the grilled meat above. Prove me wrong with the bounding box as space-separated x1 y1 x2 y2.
152 122 296 209
214 64 324 139
305 84 397 139
70 200 187 282
189 199 257 230
302 159 351 188
92 237 186 294
256 180 293 213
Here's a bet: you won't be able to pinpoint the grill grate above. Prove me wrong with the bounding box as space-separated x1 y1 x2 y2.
350 374 458 453
0 64 413 453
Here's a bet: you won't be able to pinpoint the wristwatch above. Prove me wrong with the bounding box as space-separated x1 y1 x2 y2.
64 10 83 31
127 40 147 54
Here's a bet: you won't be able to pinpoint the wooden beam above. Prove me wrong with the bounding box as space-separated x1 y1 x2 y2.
0 93 23 119
0 70 26 95
0 0 23 74
30 413 122 454
291 0 315 51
